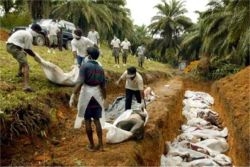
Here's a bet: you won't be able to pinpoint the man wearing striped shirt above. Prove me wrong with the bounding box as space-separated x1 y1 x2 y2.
69 47 106 151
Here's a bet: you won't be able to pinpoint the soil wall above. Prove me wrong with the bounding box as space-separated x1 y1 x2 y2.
211 67 250 166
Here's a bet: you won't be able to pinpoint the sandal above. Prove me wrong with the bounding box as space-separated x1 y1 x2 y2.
95 144 104 151
86 145 95 152
16 73 24 77
23 87 34 92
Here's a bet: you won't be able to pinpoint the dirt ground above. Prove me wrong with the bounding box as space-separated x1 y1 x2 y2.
0 28 249 166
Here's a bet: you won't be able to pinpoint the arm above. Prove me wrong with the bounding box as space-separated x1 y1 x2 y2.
72 51 77 59
101 85 106 99
24 49 36 57
116 71 126 85
72 82 82 95
69 82 82 107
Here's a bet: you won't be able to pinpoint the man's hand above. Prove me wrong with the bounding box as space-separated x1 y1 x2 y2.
33 54 41 63
140 100 145 109
115 80 119 85
69 94 75 107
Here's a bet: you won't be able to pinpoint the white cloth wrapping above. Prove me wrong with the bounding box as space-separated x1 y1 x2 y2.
74 84 105 129
34 54 79 86
105 109 148 144
161 90 232 166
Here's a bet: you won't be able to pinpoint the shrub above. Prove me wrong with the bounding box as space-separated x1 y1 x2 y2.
0 11 32 29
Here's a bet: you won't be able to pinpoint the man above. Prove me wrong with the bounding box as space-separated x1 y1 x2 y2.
6 23 42 92
116 66 145 110
47 19 60 54
69 47 106 151
87 26 100 46
116 109 147 140
71 28 96 67
120 38 131 66
136 44 146 68
110 36 121 68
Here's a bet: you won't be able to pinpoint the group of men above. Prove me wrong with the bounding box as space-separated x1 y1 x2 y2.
110 36 146 68
6 23 147 152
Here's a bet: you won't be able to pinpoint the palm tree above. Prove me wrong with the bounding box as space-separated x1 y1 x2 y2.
27 0 51 20
200 0 249 66
51 0 113 35
180 23 202 62
98 0 133 41
148 0 192 61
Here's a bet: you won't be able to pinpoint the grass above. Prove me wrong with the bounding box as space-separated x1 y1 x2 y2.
0 40 171 111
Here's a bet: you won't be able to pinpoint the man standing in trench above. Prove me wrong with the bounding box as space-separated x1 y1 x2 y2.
69 47 106 152
116 66 145 110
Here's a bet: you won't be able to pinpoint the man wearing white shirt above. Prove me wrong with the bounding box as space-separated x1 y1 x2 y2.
71 28 96 66
136 44 146 68
6 23 42 92
110 36 121 68
121 38 131 66
87 26 100 46
116 66 145 110
47 19 60 54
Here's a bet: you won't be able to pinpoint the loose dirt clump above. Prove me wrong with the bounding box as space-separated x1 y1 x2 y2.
0 29 9 41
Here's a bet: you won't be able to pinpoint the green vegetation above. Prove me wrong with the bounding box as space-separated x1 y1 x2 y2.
1 0 248 80
0 40 170 111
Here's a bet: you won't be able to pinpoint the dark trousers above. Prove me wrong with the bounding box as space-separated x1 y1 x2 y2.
125 89 141 110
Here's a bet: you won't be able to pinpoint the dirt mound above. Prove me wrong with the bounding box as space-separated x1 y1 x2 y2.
0 29 9 41
212 66 250 165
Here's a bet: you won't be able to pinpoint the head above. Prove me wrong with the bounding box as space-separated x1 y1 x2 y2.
90 26 95 31
30 23 42 37
73 28 82 40
31 23 42 33
127 66 137 79
87 47 100 60
124 38 128 41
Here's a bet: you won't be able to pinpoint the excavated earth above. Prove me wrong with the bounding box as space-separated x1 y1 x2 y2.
1 66 249 166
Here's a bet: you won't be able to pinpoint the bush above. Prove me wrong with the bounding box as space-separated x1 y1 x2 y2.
0 11 32 29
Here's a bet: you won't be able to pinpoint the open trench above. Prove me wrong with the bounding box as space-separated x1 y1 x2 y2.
1 72 248 166
98 74 248 166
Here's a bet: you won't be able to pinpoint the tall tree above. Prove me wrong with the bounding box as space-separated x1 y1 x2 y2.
148 0 192 60
27 0 51 20
200 0 249 65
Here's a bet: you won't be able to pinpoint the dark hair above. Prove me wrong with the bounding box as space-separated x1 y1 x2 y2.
127 66 137 75
87 47 100 60
31 23 42 32
74 28 82 37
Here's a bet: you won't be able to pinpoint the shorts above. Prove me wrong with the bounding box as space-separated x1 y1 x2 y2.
6 43 27 65
76 55 86 66
112 48 120 57
49 35 58 46
122 49 129 57
84 97 102 120
138 55 145 64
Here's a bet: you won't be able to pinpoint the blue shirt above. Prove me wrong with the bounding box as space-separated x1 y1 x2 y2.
77 60 105 87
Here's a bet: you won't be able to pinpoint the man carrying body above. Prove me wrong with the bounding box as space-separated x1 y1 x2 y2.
71 28 96 67
6 23 42 92
120 38 131 66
